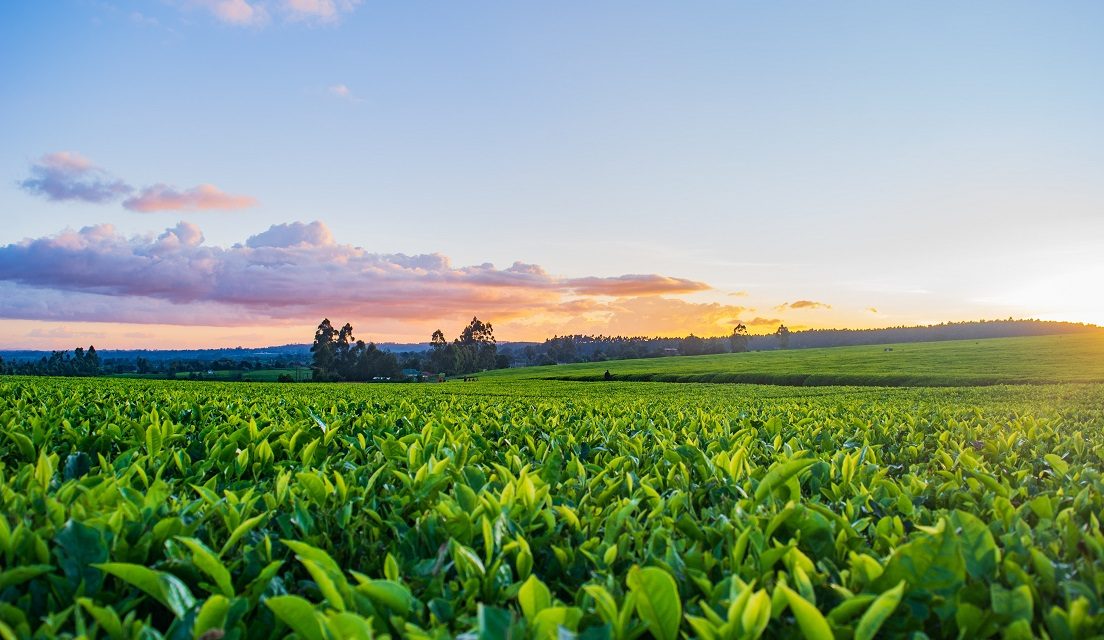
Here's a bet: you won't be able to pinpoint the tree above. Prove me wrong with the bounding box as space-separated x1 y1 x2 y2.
335 322 356 379
547 336 577 363
458 317 495 345
312 318 400 382
455 317 497 372
86 345 100 373
775 324 791 350
729 324 749 353
678 334 705 356
428 329 457 375
311 319 339 381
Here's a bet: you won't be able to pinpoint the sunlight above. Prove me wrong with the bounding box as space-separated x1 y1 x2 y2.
982 264 1104 327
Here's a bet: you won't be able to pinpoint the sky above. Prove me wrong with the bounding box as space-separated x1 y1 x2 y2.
1 1 1101 349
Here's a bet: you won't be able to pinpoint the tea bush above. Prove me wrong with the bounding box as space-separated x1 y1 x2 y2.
0 378 1101 639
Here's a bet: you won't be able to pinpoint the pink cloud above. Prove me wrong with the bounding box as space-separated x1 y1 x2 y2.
285 0 361 23
122 184 257 213
189 0 269 26
20 151 256 214
19 152 132 203
186 0 359 26
565 274 708 297
41 151 94 172
0 221 716 328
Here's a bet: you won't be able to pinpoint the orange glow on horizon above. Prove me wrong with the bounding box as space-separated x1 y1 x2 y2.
3 309 1096 352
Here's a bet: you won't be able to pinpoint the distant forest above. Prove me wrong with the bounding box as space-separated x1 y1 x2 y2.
0 318 1096 379
516 319 1098 365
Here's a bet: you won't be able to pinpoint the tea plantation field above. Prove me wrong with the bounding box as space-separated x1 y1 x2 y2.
1 377 1102 639
482 334 1104 386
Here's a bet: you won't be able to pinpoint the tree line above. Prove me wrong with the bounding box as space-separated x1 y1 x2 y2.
0 346 103 377
515 319 1095 365
520 324 761 364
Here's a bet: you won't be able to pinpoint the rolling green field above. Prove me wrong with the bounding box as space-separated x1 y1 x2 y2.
483 333 1104 386
1 375 1102 639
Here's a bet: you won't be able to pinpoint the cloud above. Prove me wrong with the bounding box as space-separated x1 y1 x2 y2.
744 316 783 327
18 152 133 204
19 152 255 213
775 300 832 310
189 0 270 26
158 222 206 249
286 0 361 23
245 221 333 248
514 296 753 338
328 83 364 103
867 307 878 313
564 274 708 297
123 184 257 212
597 297 748 335
185 0 358 26
0 221 716 329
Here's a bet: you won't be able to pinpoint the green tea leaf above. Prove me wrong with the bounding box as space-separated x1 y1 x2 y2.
755 458 816 502
94 562 196 618
177 537 234 597
518 574 552 619
627 566 681 640
219 513 266 556
854 580 905 640
266 595 325 640
357 579 413 615
778 584 833 640
0 564 52 589
194 595 231 639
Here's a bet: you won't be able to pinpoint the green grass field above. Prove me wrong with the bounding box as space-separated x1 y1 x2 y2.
482 333 1104 386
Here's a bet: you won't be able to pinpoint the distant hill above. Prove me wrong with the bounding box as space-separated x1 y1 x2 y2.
0 341 541 363
748 318 1099 350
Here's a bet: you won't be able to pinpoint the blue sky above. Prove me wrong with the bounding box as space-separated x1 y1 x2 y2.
1 1 1102 347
